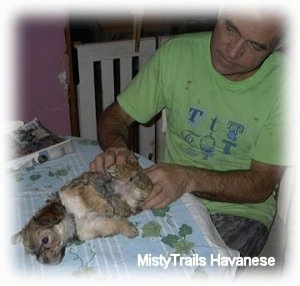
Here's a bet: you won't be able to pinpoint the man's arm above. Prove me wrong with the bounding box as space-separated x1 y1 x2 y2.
90 102 136 172
143 160 285 209
189 160 284 203
98 102 135 150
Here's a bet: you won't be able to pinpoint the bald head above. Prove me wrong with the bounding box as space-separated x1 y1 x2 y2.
219 8 285 51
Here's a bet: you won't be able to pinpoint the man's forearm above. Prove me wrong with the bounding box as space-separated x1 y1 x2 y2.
98 117 129 150
97 103 133 150
185 166 280 203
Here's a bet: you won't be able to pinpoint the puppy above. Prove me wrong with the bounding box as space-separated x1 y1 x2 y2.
11 160 152 265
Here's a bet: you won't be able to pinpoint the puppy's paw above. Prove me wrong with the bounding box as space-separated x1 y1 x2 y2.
122 222 139 238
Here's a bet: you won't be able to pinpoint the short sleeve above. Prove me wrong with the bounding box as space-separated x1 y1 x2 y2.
117 46 166 124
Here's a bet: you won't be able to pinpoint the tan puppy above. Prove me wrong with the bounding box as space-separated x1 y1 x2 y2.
11 160 152 265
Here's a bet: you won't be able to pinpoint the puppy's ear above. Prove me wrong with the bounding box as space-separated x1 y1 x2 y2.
128 157 139 165
127 158 142 170
34 202 65 227
11 231 23 245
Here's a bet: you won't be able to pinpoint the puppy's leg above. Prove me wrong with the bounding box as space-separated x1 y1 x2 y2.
108 195 132 217
75 216 138 240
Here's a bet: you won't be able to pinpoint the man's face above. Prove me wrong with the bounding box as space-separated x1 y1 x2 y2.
210 13 282 81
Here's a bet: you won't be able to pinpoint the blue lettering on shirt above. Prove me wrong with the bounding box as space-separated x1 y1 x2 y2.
182 106 245 159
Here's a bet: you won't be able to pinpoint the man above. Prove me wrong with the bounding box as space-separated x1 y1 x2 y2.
90 9 286 257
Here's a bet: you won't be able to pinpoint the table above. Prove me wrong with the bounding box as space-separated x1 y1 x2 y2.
9 137 239 282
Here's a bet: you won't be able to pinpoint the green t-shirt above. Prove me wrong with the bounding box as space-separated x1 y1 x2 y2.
118 32 286 229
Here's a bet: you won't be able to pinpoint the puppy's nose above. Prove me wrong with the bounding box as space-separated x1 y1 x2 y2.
42 256 50 264
37 254 50 264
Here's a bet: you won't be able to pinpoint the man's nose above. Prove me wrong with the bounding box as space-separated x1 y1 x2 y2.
226 38 245 59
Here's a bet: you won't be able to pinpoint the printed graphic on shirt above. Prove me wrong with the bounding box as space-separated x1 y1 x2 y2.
181 106 245 160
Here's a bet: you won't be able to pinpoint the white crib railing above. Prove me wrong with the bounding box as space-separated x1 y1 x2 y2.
75 38 155 160
75 37 172 162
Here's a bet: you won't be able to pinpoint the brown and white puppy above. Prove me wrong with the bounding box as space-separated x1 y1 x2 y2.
11 160 152 265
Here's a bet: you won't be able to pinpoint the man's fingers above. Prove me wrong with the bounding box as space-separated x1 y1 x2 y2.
89 147 137 172
142 186 165 209
89 153 105 172
142 193 170 210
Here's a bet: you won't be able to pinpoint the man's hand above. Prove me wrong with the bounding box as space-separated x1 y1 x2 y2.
141 160 284 209
89 147 137 173
90 102 137 172
142 164 190 209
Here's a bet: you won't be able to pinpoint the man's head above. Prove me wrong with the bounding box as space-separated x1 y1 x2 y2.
210 9 285 81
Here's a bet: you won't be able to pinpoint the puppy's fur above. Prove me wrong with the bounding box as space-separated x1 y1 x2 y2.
11 161 152 265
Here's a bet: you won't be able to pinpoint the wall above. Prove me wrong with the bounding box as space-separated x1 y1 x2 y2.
17 17 71 136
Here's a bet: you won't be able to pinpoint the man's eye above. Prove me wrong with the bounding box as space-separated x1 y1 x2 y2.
225 24 239 36
247 41 262 51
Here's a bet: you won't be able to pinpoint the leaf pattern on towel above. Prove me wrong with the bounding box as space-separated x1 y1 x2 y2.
141 221 162 237
141 207 195 255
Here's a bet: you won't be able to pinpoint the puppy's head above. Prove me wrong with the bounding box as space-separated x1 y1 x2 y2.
107 160 153 209
12 199 71 265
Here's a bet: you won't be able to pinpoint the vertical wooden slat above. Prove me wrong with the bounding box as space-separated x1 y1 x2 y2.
76 61 98 140
139 125 156 161
120 57 132 91
64 23 79 136
155 112 166 163
101 59 115 110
